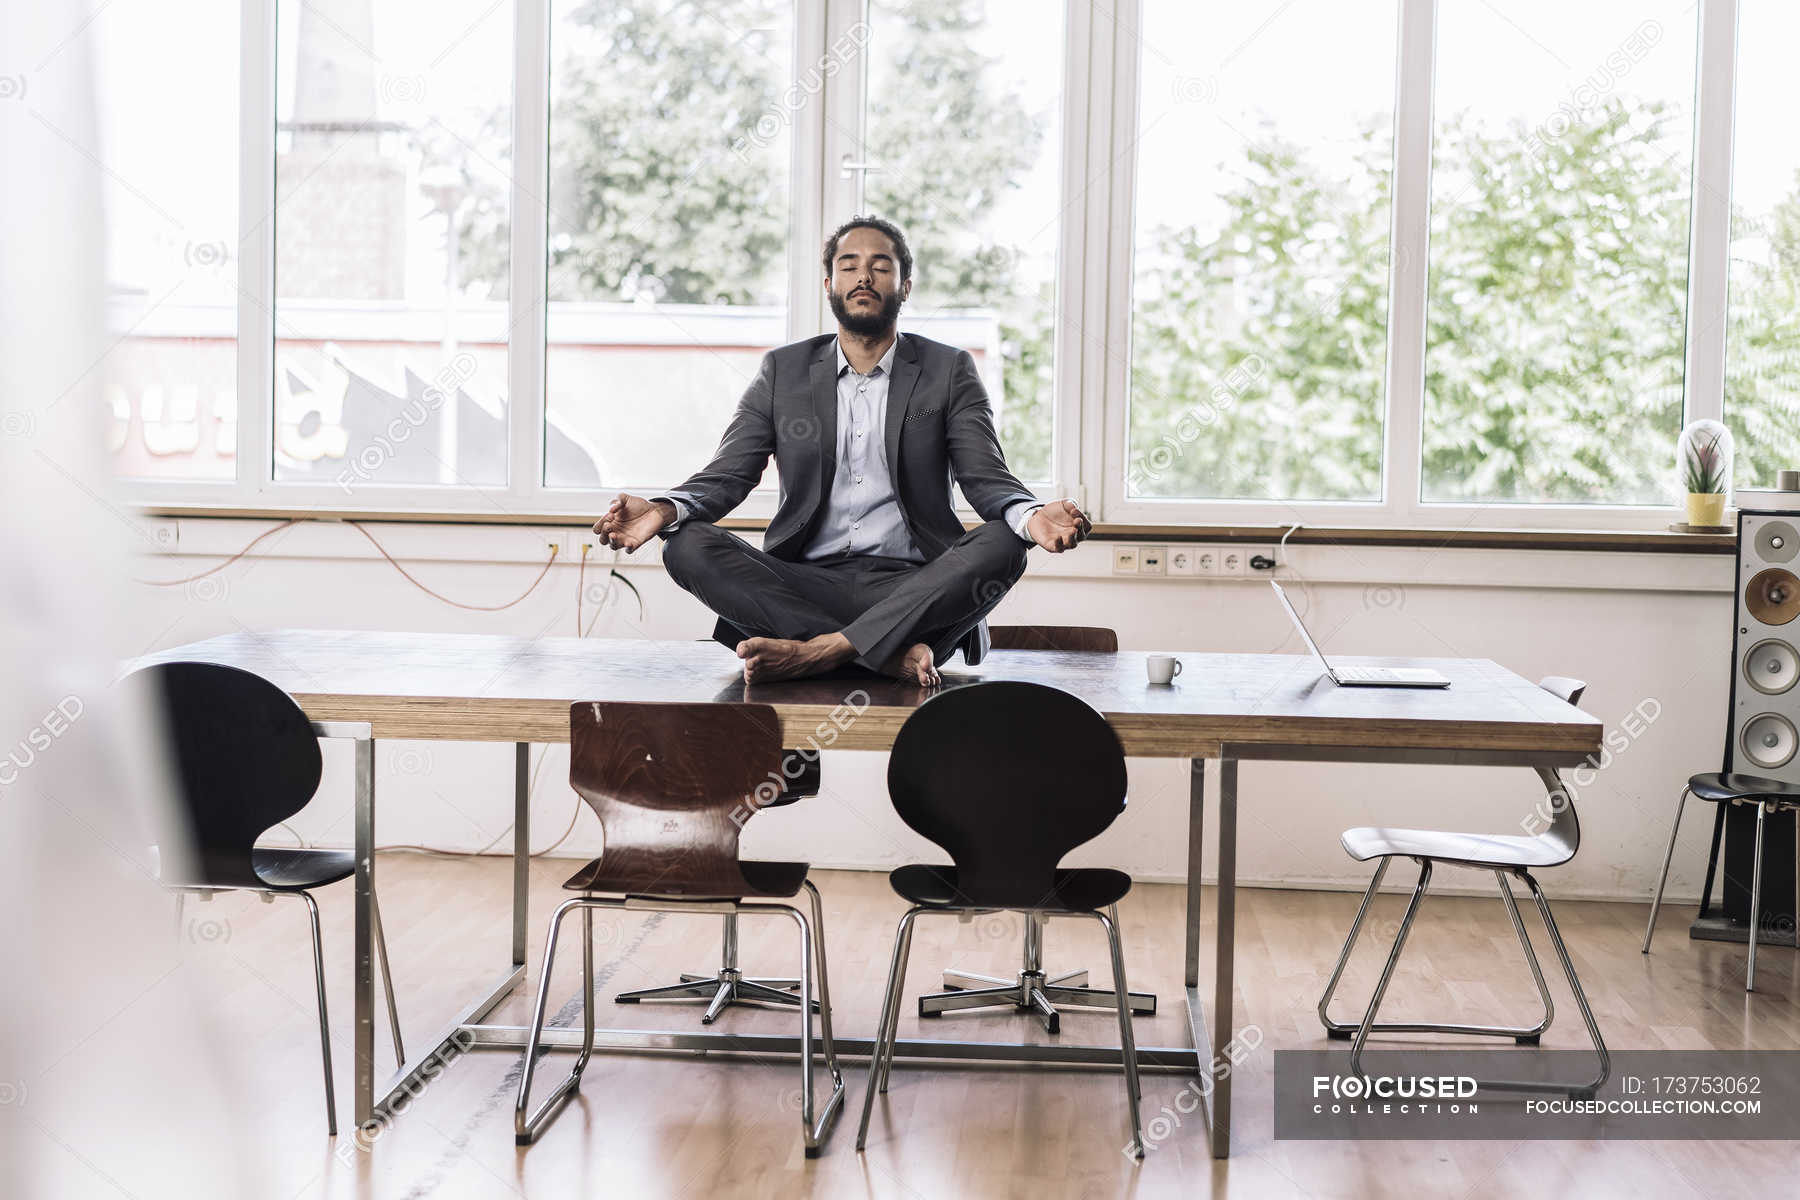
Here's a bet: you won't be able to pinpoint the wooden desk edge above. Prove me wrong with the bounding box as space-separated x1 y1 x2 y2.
293 694 1601 767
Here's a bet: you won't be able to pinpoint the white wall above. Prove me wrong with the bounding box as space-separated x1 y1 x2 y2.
123 518 1736 902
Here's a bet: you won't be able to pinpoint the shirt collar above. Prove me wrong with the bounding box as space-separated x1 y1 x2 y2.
835 332 901 379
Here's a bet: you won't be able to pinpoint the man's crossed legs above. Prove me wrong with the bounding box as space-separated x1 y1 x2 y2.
659 520 1030 685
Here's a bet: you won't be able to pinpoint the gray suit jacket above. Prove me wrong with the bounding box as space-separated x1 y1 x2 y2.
663 331 1038 659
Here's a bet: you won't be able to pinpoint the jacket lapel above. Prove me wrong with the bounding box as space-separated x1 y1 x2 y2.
884 333 921 479
808 344 838 497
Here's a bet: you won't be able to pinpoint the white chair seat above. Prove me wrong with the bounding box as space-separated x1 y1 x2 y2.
1340 825 1573 870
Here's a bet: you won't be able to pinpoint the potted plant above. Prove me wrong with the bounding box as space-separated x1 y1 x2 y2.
1677 419 1734 528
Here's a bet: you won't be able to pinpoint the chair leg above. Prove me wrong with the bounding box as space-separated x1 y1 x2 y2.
796 880 845 1156
1097 905 1144 1157
1348 860 1431 1075
1495 872 1554 1043
370 889 405 1067
296 890 337 1138
1748 802 1767 993
857 907 921 1150
1698 800 1727 919
515 897 596 1144
1522 872 1609 1095
1643 786 1691 954
875 910 918 1097
1318 857 1390 1035
1325 863 1553 1044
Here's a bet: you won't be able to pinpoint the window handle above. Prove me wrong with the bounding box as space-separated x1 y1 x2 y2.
839 154 883 178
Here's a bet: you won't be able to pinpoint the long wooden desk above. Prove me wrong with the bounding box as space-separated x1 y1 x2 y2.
132 630 1602 1158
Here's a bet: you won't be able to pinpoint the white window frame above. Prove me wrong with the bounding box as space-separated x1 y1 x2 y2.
116 0 1744 533
1096 0 1737 532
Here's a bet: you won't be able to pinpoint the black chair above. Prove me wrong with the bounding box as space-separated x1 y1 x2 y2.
140 661 405 1136
855 680 1144 1156
612 751 822 1020
1644 773 1800 991
920 625 1156 1032
1317 677 1608 1097
515 701 843 1152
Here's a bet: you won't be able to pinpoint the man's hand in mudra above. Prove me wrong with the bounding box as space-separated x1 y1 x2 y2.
594 493 675 553
1026 498 1091 553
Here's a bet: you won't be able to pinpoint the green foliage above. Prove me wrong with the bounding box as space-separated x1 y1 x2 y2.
863 0 1052 480
1128 123 1393 500
1726 178 1800 487
1422 100 1689 504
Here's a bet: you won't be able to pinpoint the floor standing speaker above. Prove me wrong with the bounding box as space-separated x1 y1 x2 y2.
1693 508 1800 947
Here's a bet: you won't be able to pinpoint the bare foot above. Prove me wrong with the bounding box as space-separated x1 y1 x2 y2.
882 643 941 688
737 633 854 683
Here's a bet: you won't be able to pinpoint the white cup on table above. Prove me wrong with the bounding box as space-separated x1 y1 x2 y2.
1146 654 1184 685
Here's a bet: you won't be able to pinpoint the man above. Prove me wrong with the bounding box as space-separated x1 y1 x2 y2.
595 216 1090 686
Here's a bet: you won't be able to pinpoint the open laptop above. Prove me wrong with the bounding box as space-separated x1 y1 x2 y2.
1270 580 1451 688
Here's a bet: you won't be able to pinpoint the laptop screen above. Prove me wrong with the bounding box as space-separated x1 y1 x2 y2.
1270 580 1334 675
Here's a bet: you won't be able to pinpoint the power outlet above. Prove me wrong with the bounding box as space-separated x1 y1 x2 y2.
1167 547 1198 576
1195 548 1219 576
543 529 599 560
1220 548 1248 577
1139 545 1166 575
1113 546 1140 575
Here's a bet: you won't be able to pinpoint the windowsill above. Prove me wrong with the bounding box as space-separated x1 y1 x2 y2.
135 504 1737 555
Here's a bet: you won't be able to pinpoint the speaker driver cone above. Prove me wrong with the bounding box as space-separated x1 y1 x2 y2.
1741 713 1798 770
1746 568 1800 626
1754 520 1800 564
1746 640 1800 695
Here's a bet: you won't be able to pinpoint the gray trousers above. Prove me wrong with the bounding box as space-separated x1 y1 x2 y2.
659 520 1030 671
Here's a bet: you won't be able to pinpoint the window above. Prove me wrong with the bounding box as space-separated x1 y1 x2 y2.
98 1 1772 532
1125 1 1398 504
863 0 1064 485
1725 0 1800 489
542 0 796 491
273 0 513 489
94 0 240 481
1423 2 1698 506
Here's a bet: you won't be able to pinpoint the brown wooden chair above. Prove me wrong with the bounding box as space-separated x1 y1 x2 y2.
917 625 1157 1032
514 701 844 1153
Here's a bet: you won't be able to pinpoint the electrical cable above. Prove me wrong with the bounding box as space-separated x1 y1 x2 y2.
131 519 300 585
347 520 558 611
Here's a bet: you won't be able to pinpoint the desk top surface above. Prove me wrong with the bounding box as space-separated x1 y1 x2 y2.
131 629 1602 762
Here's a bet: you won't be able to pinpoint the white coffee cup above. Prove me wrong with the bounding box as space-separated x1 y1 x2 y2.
1146 654 1184 685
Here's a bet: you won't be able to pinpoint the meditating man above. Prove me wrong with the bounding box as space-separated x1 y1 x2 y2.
593 215 1090 685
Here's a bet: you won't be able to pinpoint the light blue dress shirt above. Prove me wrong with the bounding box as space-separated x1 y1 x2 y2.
661 334 1041 558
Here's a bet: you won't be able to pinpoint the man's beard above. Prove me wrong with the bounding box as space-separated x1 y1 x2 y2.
829 286 904 336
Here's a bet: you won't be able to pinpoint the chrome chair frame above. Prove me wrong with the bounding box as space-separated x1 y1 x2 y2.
1318 855 1608 1097
615 910 815 1022
859 903 1144 1157
173 884 404 1137
921 911 1156 1032
1644 785 1799 992
515 880 844 1154
1316 680 1608 1100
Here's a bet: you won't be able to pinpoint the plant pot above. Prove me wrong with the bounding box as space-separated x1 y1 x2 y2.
1686 492 1727 527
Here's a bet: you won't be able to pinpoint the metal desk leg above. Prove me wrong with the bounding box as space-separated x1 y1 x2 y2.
354 735 376 1127
514 742 529 969
1211 757 1237 1158
1185 759 1204 990
1183 756 1235 1158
